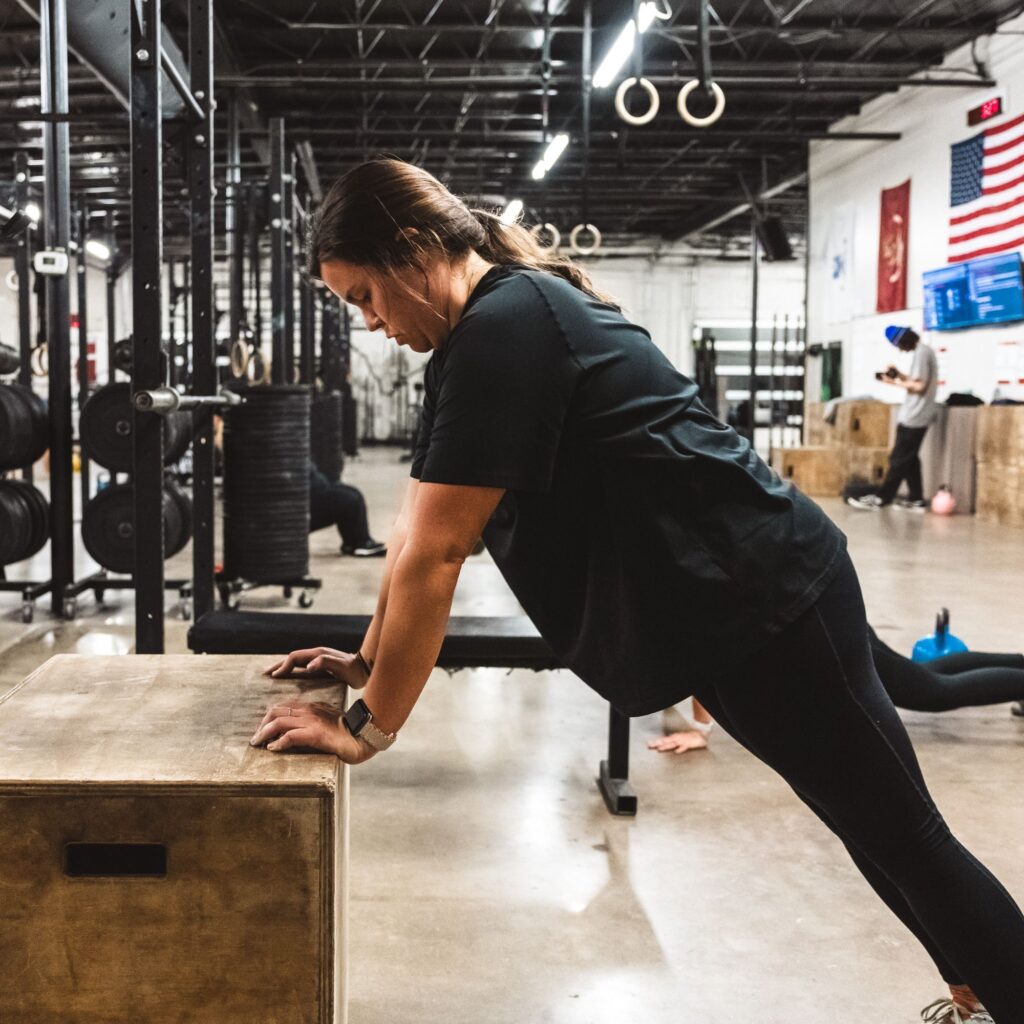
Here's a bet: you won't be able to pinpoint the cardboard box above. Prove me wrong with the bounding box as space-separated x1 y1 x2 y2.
0 654 349 1024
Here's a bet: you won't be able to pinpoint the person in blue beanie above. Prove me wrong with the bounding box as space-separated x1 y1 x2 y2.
847 325 938 511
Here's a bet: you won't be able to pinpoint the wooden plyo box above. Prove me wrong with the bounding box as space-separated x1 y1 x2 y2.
834 400 894 448
0 654 348 1024
976 405 1024 467
976 462 1024 527
773 446 846 496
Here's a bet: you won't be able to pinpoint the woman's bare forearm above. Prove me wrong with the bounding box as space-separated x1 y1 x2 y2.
361 547 462 735
359 520 407 663
359 479 420 663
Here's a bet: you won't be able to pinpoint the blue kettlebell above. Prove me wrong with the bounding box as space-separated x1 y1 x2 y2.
912 608 968 662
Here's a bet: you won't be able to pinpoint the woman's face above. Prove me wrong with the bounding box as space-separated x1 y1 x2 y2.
319 257 451 354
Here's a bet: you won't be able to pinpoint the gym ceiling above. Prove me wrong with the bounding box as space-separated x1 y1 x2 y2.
2 0 1023 257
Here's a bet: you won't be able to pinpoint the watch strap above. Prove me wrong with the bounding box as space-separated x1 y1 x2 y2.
358 719 397 752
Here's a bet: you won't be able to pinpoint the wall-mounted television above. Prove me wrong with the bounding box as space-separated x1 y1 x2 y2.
922 252 1024 331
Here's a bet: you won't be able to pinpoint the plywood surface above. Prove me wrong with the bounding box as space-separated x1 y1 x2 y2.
0 654 343 790
0 792 336 1023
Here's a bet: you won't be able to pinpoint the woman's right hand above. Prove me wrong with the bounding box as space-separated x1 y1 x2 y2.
264 647 371 689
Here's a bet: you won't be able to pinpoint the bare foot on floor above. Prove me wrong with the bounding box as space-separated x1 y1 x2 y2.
648 730 709 754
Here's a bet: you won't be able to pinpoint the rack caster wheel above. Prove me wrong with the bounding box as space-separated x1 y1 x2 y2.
283 586 293 599
298 590 314 609
21 603 33 624
180 599 192 621
93 588 105 605
63 597 77 621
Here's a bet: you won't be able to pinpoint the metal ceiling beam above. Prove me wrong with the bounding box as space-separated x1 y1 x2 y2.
214 73 994 90
227 18 1003 38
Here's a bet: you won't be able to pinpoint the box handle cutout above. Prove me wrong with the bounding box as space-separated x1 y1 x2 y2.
65 843 167 877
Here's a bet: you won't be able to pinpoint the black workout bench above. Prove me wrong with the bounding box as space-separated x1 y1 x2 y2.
189 611 637 815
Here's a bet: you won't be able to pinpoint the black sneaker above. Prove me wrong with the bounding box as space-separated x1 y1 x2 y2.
342 539 387 557
895 498 928 513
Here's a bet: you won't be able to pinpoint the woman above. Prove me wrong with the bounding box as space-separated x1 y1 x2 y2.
251 159 1024 1020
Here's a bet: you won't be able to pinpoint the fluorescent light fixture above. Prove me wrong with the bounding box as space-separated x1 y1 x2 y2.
24 202 41 223
593 2 661 90
637 1 659 33
500 199 523 224
543 133 570 170
531 133 570 181
85 239 111 261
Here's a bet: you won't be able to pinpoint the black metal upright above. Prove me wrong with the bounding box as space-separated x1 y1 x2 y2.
226 92 244 346
298 271 314 385
39 0 74 615
75 204 91 511
13 153 33 481
189 0 216 622
283 153 297 383
130 1 166 653
269 118 287 383
747 215 760 443
105 211 117 382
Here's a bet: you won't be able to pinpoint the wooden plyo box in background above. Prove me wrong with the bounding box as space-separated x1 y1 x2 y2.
975 405 1024 467
772 446 846 496
0 654 349 1024
976 462 1024 527
803 400 895 449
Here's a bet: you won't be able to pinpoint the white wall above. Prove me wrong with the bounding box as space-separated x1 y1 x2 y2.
809 13 1024 403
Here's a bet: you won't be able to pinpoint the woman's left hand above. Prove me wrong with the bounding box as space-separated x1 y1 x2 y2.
250 702 375 764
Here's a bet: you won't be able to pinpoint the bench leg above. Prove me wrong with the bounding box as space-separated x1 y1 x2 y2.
597 705 638 816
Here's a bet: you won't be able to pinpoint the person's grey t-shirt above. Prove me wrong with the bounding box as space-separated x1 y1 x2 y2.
411 265 846 716
899 343 938 428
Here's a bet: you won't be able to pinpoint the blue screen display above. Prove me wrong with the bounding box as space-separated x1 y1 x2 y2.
923 252 1024 330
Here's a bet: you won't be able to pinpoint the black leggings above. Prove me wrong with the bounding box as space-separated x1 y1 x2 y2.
692 554 1024 1020
309 481 371 547
871 628 1024 712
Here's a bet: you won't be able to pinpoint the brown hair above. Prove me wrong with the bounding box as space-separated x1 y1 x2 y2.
308 158 619 310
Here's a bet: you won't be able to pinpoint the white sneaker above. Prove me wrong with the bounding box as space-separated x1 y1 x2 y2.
920 998 994 1024
846 494 885 510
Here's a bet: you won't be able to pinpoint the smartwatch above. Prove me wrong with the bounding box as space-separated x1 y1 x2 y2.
342 698 397 752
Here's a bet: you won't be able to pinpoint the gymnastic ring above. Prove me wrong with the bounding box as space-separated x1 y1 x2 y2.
4 269 18 291
677 79 726 128
30 343 48 377
569 223 602 256
229 337 250 379
530 223 561 252
248 349 270 385
614 77 660 126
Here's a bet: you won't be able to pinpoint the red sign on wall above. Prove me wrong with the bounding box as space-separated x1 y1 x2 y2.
876 179 910 314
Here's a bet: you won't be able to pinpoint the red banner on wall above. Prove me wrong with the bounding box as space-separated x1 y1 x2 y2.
876 179 910 313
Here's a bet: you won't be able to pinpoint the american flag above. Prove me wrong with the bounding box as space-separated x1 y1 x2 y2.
948 111 1024 263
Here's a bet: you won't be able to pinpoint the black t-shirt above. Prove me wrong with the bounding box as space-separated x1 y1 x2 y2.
411 265 846 715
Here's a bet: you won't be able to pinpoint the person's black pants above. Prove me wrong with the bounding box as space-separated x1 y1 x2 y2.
878 423 928 503
692 554 1024 1019
309 481 371 548
874 643 1024 713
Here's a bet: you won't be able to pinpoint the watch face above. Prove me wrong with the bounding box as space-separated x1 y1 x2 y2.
344 699 372 737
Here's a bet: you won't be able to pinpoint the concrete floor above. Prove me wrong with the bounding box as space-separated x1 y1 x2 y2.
2 449 1023 1023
